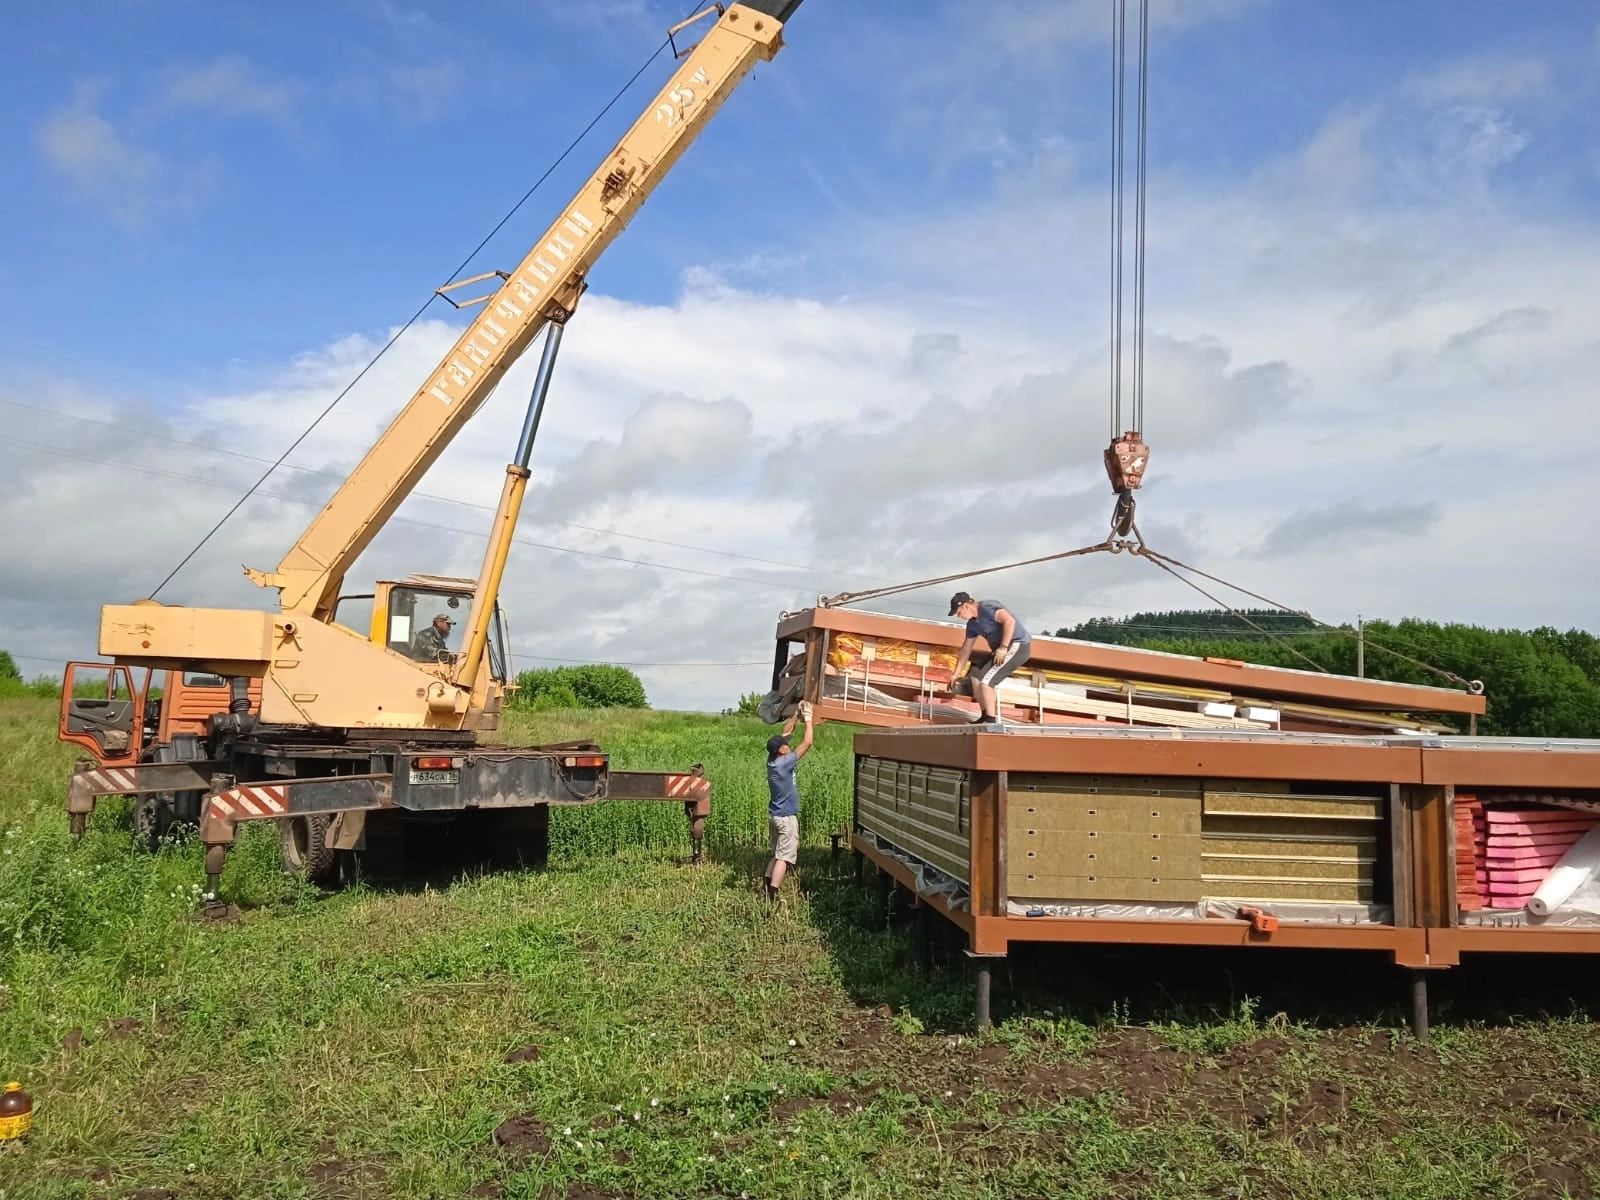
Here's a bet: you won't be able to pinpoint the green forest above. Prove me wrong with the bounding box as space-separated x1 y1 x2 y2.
1056 610 1600 738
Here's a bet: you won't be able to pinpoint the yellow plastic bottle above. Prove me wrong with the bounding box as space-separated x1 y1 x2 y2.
0 1082 32 1141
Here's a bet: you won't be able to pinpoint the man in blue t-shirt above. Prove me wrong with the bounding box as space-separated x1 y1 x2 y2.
948 591 1032 724
764 700 813 901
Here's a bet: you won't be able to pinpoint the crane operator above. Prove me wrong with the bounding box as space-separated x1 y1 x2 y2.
948 592 1031 724
410 613 456 662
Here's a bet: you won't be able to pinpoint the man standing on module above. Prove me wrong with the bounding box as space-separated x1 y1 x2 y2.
949 592 1031 724
764 701 813 902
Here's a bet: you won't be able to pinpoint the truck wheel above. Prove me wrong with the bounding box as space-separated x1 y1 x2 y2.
133 794 176 851
279 814 338 886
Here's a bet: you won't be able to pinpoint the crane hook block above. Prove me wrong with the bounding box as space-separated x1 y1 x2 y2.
1103 432 1150 493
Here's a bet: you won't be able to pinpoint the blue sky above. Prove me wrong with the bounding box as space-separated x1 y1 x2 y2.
8 0 1594 386
5 1 1600 707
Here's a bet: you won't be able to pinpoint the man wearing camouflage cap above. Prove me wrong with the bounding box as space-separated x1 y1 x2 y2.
410 612 456 663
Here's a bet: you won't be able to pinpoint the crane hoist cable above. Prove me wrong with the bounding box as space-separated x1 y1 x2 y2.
1103 0 1152 540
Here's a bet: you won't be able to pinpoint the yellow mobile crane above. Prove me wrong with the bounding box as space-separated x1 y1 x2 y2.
59 2 801 897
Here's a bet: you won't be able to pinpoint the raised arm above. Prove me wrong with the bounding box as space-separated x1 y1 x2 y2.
792 702 815 760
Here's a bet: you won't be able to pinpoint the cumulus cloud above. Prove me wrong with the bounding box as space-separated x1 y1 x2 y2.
156 57 300 123
1409 55 1550 104
34 81 214 227
1252 501 1442 560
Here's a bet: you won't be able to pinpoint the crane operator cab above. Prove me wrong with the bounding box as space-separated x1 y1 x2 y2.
332 573 513 726
334 574 509 675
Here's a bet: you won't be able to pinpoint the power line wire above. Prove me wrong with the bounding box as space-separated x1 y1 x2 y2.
147 34 676 600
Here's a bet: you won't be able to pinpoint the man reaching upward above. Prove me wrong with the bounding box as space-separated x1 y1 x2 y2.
764 701 813 901
949 592 1031 724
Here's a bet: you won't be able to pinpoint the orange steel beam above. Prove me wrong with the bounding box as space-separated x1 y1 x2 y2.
777 607 1484 717
1421 744 1600 790
853 835 1427 964
853 729 1427 784
1428 925 1600 961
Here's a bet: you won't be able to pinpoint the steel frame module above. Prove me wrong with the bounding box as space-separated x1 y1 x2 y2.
849 725 1600 1033
774 606 1485 733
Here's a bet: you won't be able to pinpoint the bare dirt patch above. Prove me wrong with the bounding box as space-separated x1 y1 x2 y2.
492 1111 551 1157
503 1043 542 1064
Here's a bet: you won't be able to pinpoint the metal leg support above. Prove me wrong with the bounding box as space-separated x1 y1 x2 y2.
914 903 933 972
1409 970 1430 1041
975 963 993 1033
685 803 706 866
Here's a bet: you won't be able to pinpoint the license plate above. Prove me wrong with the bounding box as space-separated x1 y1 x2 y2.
408 768 460 786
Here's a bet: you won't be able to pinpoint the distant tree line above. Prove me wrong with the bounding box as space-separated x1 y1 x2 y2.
1054 611 1600 738
0 653 652 711
508 665 648 711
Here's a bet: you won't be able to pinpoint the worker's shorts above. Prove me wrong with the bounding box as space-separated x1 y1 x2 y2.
973 642 1031 690
768 815 799 865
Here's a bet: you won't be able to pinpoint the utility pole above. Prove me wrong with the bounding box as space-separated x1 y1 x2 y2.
1357 615 1365 678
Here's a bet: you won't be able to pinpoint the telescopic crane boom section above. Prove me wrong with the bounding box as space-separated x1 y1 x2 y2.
250 4 788 625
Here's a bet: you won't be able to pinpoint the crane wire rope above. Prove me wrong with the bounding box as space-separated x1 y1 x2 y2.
1132 0 1150 434
816 0 1477 698
147 35 676 600
1135 545 1483 692
1109 0 1125 440
1134 553 1331 674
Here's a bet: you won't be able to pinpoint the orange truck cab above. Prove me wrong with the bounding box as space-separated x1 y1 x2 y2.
59 663 262 846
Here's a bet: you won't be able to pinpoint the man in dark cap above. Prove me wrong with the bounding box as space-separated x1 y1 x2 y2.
764 701 813 900
410 612 456 662
948 592 1031 724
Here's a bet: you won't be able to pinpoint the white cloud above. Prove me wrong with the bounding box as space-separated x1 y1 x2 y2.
9 45 1600 711
1410 55 1550 104
157 57 300 124
34 80 215 227
385 63 463 121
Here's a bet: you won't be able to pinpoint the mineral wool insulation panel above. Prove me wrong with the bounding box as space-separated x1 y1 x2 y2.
1004 774 1385 906
1200 784 1383 903
855 756 971 884
1008 773 1204 902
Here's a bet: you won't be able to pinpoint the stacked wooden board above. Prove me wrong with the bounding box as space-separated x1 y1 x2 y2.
774 607 1488 737
1454 794 1485 911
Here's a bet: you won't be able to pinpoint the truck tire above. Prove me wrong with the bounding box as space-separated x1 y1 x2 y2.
134 740 205 851
279 814 338 886
133 793 177 851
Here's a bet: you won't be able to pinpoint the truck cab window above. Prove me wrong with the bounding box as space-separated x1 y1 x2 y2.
389 586 470 663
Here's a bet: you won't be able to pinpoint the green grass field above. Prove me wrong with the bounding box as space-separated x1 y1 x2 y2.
3 697 1599 1199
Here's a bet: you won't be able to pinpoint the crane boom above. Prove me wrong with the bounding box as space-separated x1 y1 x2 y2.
249 4 790 621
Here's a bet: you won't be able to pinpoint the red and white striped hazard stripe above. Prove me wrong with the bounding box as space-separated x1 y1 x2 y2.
84 766 139 793
662 774 709 798
207 783 290 820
